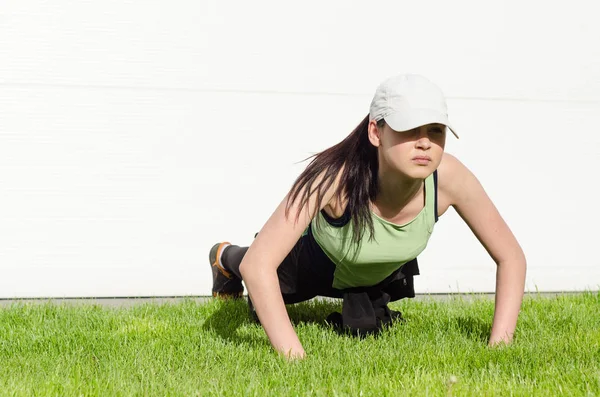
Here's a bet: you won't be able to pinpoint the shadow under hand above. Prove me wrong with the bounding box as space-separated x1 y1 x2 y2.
452 315 491 343
202 299 263 346
202 298 344 347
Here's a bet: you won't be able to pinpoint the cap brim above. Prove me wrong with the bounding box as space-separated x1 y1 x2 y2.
384 108 459 138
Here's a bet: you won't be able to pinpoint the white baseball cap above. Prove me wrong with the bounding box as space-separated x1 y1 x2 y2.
369 74 459 138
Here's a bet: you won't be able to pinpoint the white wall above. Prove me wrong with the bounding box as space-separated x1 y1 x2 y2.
1 0 599 298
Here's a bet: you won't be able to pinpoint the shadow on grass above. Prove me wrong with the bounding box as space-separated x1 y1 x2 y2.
202 298 343 346
452 315 491 343
286 298 343 325
203 298 492 346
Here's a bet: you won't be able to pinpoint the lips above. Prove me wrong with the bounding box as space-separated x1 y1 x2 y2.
412 156 432 165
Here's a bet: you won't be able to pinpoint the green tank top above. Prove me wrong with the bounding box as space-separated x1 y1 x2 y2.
311 174 436 289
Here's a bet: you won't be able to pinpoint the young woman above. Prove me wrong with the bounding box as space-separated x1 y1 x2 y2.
209 74 527 359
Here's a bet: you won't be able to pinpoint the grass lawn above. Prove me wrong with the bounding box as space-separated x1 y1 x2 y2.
0 292 599 396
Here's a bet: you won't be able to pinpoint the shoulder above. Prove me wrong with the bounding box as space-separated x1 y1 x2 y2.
437 152 466 178
436 152 481 207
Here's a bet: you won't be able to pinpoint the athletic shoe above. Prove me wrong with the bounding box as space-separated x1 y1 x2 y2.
209 242 244 299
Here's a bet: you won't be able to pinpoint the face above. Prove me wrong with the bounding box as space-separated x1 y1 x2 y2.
368 120 446 180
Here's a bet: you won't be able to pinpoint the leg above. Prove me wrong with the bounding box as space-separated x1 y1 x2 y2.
220 226 340 304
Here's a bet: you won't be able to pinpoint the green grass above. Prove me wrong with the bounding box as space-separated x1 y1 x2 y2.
0 293 599 396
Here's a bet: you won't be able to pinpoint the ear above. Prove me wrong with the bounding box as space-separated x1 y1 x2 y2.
368 120 382 147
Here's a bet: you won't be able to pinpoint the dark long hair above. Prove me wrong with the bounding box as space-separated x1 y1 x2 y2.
285 115 384 244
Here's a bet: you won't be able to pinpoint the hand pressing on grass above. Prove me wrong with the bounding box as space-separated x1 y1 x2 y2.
281 348 306 360
488 336 511 347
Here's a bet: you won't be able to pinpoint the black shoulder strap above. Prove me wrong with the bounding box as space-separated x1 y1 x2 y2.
320 207 351 228
433 170 439 223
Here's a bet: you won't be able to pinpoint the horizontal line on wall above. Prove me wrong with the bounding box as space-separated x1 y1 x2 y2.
1 82 599 105
0 291 595 303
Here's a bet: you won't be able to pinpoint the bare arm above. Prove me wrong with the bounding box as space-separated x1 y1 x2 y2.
239 174 339 358
439 153 527 345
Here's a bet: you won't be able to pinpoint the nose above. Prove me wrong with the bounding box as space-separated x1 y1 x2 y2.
415 131 431 150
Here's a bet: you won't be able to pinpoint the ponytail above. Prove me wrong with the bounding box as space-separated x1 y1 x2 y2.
286 114 383 244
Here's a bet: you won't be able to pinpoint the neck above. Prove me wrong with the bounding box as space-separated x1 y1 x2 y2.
374 167 423 213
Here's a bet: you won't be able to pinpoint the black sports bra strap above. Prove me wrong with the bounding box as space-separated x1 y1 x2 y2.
433 170 439 223
320 207 351 228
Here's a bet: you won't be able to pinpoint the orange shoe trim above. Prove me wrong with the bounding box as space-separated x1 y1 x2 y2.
212 241 233 279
